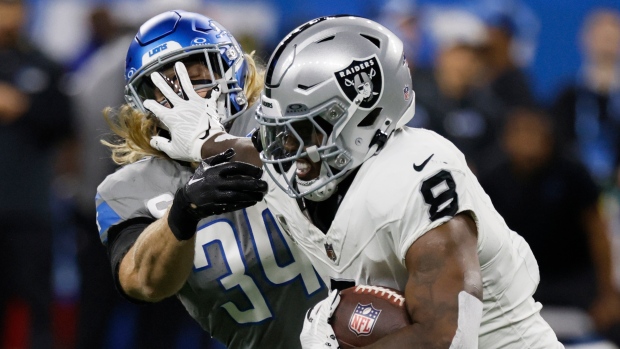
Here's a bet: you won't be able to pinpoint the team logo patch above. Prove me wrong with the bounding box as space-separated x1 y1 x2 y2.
334 55 383 109
348 303 381 336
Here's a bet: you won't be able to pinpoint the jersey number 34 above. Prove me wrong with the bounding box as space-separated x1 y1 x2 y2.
193 206 324 324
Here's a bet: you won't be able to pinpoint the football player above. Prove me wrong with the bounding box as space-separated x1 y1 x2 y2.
154 15 566 348
95 10 327 349
254 15 565 349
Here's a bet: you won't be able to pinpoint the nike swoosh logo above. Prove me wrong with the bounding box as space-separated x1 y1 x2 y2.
199 130 209 140
413 154 434 172
188 177 203 186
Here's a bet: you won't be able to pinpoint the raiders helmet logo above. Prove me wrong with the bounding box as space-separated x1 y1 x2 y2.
334 55 383 109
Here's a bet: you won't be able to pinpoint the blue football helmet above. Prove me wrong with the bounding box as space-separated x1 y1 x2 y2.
124 10 248 124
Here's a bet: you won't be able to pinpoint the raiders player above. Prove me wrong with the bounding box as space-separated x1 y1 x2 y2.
255 16 567 348
96 11 326 349
154 16 565 348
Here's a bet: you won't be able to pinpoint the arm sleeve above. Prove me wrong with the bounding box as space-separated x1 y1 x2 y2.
397 167 473 260
395 141 481 261
106 217 155 304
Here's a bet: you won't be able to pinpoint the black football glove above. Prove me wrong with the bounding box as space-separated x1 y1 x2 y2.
168 148 268 240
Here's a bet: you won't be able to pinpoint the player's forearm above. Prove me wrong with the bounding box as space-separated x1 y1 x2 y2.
120 210 196 301
201 132 261 167
371 214 482 349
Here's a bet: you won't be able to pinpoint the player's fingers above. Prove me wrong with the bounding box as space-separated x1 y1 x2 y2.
143 99 167 116
150 136 172 153
150 72 183 105
217 179 268 196
174 62 202 101
144 100 175 130
204 148 235 166
218 162 264 179
216 197 261 209
327 290 341 317
206 83 221 104
306 302 322 326
299 306 319 339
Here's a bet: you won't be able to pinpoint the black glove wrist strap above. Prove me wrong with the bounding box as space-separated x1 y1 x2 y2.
167 188 201 241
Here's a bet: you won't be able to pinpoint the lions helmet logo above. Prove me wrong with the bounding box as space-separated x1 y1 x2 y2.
348 303 381 336
334 55 383 109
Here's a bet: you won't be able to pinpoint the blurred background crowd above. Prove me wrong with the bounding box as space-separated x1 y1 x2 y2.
1 0 620 348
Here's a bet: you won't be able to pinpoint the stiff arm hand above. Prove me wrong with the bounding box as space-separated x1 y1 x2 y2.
144 61 225 162
168 148 268 241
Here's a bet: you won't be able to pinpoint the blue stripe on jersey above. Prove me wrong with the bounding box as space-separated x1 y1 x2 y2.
96 199 121 244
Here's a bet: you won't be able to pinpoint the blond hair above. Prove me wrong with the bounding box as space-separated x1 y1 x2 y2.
103 53 265 165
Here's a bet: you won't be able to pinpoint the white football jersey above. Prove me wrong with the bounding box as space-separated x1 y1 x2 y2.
264 127 563 348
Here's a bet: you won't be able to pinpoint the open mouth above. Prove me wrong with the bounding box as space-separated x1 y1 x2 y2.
295 157 323 182
295 159 312 179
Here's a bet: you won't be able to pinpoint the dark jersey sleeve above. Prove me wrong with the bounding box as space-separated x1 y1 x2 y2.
107 217 155 304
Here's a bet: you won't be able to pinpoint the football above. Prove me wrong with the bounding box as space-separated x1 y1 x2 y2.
330 285 412 348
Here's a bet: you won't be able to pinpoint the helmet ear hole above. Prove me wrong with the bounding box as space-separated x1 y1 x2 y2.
357 107 383 127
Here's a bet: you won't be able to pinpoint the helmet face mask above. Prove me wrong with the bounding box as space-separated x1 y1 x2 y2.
256 16 415 201
126 45 228 110
124 11 247 124
259 100 341 164
257 95 352 200
149 56 218 108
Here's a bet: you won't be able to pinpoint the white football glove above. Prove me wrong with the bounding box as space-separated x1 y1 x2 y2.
144 61 225 162
300 289 341 349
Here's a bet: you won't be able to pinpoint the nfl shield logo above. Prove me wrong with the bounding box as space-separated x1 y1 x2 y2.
348 303 382 336
403 85 410 101
324 243 337 261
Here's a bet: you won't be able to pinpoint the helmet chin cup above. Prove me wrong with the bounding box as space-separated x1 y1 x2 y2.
296 164 342 202
302 180 338 202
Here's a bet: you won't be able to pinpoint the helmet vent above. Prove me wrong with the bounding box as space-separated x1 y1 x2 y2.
316 35 335 44
357 107 383 127
360 34 380 49
297 80 325 90
195 24 213 33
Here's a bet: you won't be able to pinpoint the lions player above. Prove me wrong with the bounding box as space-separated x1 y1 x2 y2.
95 11 326 349
154 15 565 348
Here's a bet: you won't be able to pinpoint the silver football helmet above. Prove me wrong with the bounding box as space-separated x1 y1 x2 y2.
256 15 415 201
